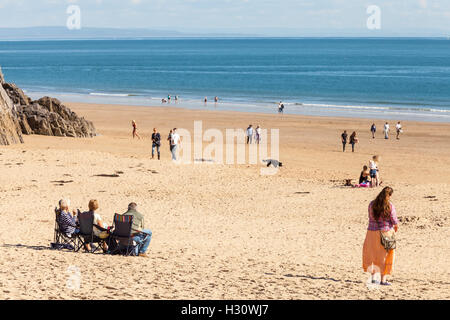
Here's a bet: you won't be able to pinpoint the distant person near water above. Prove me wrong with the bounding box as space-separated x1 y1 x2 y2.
278 101 285 114
371 123 377 139
396 122 403 140
341 130 348 152
204 97 208 104
151 128 161 160
384 122 390 139
131 120 141 139
246 125 254 144
214 96 219 103
349 131 358 152
363 186 398 286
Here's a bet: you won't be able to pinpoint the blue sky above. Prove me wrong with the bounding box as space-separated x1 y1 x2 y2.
0 0 449 36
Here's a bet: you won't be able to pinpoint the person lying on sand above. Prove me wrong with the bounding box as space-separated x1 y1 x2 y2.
263 159 283 168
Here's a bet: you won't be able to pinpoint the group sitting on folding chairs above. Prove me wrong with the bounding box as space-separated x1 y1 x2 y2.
52 199 152 257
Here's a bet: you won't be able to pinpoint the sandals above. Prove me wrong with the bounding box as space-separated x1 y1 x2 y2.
380 281 392 286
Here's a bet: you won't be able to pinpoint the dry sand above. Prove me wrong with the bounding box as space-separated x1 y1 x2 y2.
0 102 449 299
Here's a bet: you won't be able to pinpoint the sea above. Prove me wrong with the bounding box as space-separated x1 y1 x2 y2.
1 38 450 122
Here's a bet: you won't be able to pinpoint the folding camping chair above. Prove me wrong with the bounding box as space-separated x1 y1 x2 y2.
51 207 77 251
76 210 109 253
108 213 142 256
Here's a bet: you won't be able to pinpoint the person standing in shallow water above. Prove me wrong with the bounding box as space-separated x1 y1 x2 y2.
341 130 348 152
363 186 398 286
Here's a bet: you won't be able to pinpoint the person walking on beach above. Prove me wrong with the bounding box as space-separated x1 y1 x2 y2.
167 129 174 152
384 122 390 139
171 128 181 161
396 122 402 140
131 120 141 139
255 125 262 144
349 131 358 152
371 123 376 139
246 125 254 144
363 186 398 286
151 128 161 160
341 130 348 152
369 155 380 187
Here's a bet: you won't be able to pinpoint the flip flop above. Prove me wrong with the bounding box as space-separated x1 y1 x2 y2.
380 281 392 286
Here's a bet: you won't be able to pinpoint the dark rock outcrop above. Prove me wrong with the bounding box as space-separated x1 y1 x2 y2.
0 67 96 140
2 82 32 106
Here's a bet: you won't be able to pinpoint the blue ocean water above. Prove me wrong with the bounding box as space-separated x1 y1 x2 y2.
1 38 450 121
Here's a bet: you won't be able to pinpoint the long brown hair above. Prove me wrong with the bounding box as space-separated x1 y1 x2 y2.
372 187 393 220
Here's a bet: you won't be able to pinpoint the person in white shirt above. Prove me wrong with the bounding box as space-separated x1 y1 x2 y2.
383 122 390 139
395 122 402 140
171 128 181 160
255 125 262 144
369 155 380 187
246 125 254 144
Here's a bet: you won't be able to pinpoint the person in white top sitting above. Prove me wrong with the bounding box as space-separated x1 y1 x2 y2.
384 122 390 139
171 128 181 161
86 199 109 252
395 121 402 140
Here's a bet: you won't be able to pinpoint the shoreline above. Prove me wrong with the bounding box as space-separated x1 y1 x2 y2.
63 100 450 127
21 91 450 124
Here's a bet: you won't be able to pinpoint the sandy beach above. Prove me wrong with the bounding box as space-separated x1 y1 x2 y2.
0 102 449 300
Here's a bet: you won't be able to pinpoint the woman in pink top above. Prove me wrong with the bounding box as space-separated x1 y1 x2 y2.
362 186 399 285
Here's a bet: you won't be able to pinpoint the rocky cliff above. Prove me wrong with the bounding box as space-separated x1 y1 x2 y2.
0 67 96 145
0 67 23 145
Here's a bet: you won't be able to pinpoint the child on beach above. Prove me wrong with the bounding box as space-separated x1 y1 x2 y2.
369 155 381 187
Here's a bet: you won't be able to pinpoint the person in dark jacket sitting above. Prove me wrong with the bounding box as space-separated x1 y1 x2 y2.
57 199 79 236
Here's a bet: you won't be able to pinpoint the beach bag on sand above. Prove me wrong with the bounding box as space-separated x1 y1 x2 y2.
380 230 396 251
